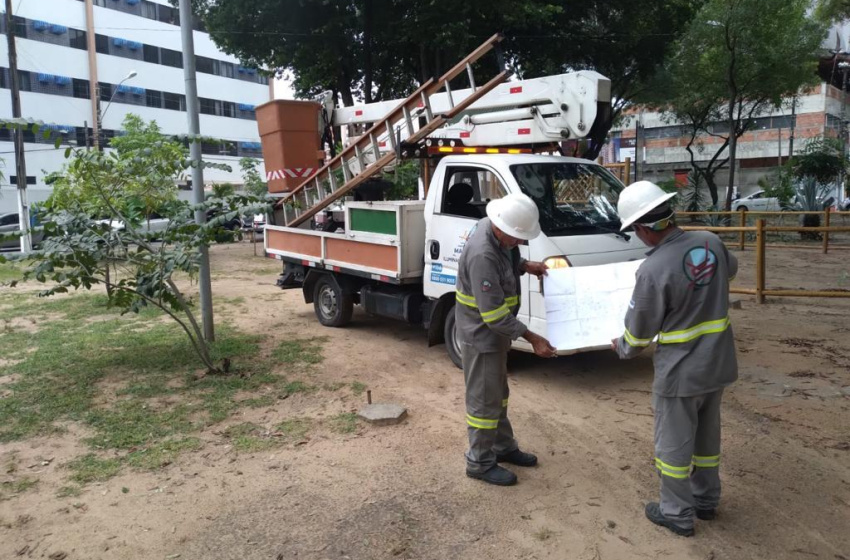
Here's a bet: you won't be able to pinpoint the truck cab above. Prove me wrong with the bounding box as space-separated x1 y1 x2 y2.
423 154 646 364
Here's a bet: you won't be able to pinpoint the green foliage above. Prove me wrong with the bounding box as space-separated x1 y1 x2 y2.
209 183 237 199
661 0 825 207
3 115 271 372
195 0 699 156
815 0 850 21
790 137 847 185
759 165 796 209
240 157 268 197
385 160 420 200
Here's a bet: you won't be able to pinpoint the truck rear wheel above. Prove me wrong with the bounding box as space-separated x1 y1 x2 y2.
313 275 354 327
443 306 463 369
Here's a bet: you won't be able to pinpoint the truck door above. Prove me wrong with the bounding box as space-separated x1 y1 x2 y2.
424 164 508 300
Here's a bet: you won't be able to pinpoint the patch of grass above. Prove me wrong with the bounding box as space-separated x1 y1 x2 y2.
281 380 315 396
271 337 327 367
56 485 82 498
0 262 23 284
350 381 367 396
533 528 555 542
126 437 203 470
329 412 358 434
275 418 311 441
67 454 122 484
223 422 277 452
85 401 194 450
322 382 345 392
240 395 276 408
0 477 38 500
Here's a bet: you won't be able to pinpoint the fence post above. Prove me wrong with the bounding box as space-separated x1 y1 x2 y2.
756 218 766 304
739 208 747 250
624 157 631 184
823 207 831 254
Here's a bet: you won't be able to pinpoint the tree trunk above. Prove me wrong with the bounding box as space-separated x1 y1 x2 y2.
363 0 373 103
725 99 737 212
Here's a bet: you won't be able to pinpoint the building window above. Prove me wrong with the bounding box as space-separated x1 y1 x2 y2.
69 28 87 50
143 44 160 64
160 48 183 69
222 101 235 118
72 78 90 99
196 56 215 75
100 82 112 102
163 92 185 111
199 97 219 115
140 1 157 20
17 71 31 92
146 89 162 108
157 5 179 25
95 34 109 54
13 16 27 39
219 62 234 79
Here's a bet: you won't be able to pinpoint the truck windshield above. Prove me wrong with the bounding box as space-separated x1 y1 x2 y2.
510 163 624 235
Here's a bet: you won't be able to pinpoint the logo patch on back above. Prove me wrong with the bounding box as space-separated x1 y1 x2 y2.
683 243 718 289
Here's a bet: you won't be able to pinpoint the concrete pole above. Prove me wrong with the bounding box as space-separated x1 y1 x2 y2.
4 0 31 253
84 0 100 150
178 0 215 342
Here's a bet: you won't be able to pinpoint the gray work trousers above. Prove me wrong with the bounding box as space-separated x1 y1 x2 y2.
462 342 518 473
653 389 724 529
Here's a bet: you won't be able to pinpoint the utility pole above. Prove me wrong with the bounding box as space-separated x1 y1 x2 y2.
788 97 796 159
178 0 214 342
4 0 31 253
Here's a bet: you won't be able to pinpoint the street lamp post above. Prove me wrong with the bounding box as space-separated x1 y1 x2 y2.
95 70 137 149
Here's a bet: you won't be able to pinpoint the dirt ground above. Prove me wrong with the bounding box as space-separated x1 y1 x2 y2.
1 240 849 560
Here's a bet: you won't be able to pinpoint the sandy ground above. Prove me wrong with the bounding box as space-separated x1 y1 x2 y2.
1 240 849 560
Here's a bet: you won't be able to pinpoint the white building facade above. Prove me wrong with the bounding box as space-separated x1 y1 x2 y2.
0 0 270 212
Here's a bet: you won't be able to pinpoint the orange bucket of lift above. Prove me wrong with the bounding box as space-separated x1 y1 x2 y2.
255 99 325 194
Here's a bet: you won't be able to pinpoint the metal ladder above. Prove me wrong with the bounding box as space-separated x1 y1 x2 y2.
275 33 509 227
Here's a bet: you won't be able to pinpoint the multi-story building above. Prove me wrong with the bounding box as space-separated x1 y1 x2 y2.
0 0 270 212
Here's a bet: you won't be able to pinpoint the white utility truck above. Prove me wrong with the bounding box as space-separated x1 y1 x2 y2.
258 35 646 367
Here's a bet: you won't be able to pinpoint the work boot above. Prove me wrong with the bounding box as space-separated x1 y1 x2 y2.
644 503 695 537
466 465 518 486
496 449 538 467
696 508 717 521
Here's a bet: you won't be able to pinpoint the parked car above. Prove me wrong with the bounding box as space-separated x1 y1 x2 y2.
731 190 781 212
0 212 45 251
96 213 171 236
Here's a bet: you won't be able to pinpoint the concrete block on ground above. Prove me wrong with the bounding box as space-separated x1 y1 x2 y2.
358 403 408 426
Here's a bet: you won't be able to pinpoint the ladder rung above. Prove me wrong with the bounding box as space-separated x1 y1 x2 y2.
421 92 433 122
402 106 415 135
386 124 398 153
370 132 381 161
328 167 338 192
354 144 366 173
466 62 476 90
341 158 351 182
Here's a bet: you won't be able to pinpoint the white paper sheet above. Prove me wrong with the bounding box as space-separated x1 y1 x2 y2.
543 259 644 352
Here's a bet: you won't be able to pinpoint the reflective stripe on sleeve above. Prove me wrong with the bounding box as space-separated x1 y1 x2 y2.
481 305 511 323
658 317 731 344
623 328 653 348
456 291 477 308
501 398 509 407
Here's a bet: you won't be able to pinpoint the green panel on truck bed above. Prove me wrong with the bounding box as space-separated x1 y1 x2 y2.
349 208 397 235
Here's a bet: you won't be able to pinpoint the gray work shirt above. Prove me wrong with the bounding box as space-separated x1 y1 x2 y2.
455 218 528 353
616 229 739 397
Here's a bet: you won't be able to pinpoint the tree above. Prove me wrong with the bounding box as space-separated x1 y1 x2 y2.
2 117 269 373
661 0 825 209
815 0 850 21
192 0 699 158
240 157 268 197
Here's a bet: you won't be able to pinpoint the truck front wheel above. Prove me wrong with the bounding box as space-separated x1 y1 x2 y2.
313 275 354 327
443 306 463 369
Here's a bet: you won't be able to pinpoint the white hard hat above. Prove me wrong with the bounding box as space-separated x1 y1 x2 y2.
617 181 677 231
486 193 542 241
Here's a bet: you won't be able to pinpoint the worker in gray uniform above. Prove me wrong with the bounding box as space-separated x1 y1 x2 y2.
611 181 738 537
455 192 558 486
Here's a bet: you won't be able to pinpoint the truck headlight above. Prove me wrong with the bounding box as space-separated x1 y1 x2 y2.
544 256 571 269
